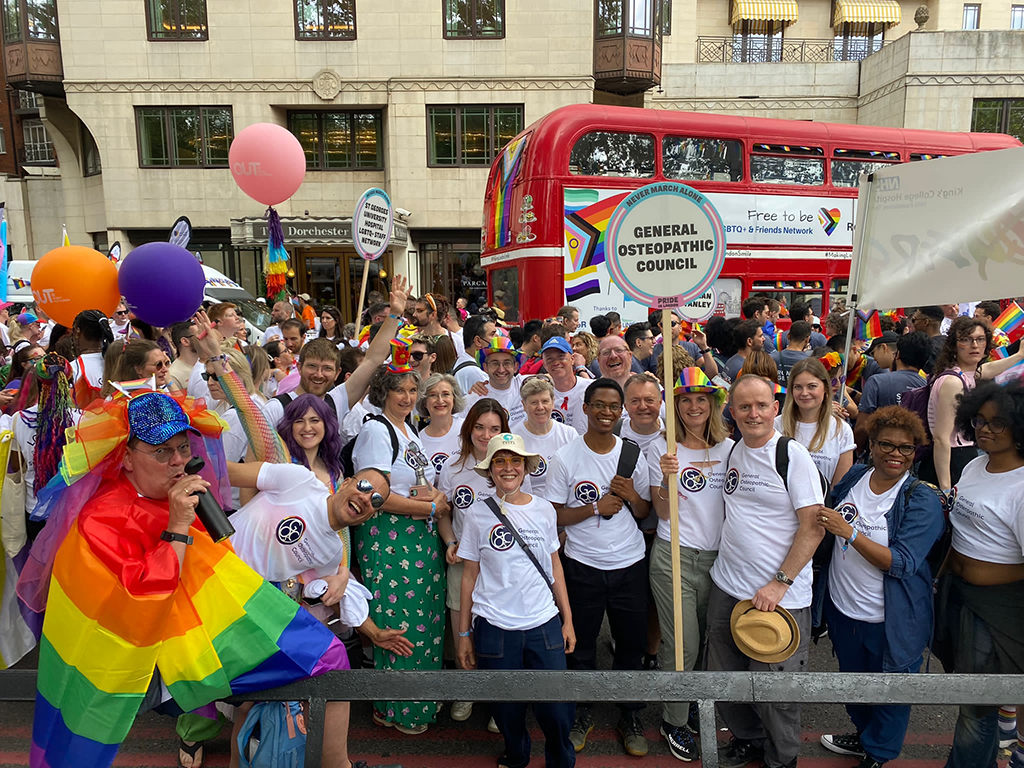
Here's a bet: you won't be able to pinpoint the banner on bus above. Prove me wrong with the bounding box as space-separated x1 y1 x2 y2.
853 147 1024 310
705 192 856 249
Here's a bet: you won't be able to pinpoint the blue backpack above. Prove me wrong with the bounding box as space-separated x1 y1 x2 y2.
237 701 306 768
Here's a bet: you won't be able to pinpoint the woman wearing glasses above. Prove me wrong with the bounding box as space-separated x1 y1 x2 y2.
417 373 465 482
319 305 345 347
814 406 943 768
925 316 1024 495
352 351 452 735
934 381 1024 768
457 433 576 768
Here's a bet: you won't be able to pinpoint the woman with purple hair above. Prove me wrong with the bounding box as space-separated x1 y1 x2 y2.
279 393 345 496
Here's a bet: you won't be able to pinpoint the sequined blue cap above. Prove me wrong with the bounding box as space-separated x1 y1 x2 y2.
127 391 199 445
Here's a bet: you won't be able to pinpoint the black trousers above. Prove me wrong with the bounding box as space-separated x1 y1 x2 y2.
562 554 648 711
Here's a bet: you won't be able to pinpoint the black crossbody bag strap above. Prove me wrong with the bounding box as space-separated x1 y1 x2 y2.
483 497 555 599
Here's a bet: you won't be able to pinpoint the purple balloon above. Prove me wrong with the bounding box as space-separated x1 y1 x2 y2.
119 242 205 327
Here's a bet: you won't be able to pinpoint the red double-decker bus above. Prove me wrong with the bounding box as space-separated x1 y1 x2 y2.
481 104 1019 326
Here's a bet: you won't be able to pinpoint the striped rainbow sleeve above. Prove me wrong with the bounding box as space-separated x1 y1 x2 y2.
217 367 288 464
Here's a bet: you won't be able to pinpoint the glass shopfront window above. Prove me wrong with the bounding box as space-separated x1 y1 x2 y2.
419 242 486 313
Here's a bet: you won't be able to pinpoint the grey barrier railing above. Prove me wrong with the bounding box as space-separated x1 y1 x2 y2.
4 669 1024 768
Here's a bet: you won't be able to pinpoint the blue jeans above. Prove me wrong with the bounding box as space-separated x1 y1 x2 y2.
826 598 917 763
475 616 576 768
945 612 1001 768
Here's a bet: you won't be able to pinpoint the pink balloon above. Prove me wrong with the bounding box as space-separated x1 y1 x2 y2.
228 123 306 206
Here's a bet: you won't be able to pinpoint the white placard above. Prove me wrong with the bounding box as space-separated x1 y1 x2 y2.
675 285 718 321
353 187 393 261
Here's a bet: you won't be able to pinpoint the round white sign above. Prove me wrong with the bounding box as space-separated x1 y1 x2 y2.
353 187 393 261
604 182 726 308
674 285 718 322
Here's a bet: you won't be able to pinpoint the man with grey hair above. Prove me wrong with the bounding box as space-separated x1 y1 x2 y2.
557 304 580 333
706 374 825 768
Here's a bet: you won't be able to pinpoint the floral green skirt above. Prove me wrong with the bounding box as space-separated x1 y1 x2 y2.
356 511 445 728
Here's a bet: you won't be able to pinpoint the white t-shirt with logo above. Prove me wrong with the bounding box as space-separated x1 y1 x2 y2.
230 463 338 582
552 378 589 434
546 435 651 570
457 495 560 631
950 457 1024 564
828 469 900 623
465 378 525 430
438 451 496 541
513 420 578 502
418 415 464 483
711 431 825 609
774 415 855 484
353 417 425 496
647 436 733 551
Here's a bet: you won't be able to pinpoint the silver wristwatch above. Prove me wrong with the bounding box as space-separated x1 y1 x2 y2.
774 569 794 586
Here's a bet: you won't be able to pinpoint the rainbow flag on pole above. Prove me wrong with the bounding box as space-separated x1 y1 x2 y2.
993 302 1024 342
854 310 882 341
30 475 348 768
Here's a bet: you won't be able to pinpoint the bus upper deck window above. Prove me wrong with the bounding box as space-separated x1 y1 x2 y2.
663 136 743 182
569 131 655 178
910 153 949 161
750 143 824 186
831 148 900 187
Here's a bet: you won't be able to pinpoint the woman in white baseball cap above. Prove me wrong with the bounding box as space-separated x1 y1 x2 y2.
456 432 577 768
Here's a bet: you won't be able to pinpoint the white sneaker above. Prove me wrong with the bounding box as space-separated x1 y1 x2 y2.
451 701 473 721
488 716 500 733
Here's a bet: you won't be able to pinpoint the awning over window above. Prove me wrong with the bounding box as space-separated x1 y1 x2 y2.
730 0 800 25
832 0 902 27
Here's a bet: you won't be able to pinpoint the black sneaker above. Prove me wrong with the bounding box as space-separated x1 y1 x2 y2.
616 710 649 756
857 758 884 768
569 707 594 753
643 653 661 671
660 721 698 762
820 732 866 757
686 701 700 734
718 737 764 768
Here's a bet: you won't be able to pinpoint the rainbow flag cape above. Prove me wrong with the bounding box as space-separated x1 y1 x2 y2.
854 310 882 341
30 474 348 768
775 329 785 349
994 302 1024 342
773 382 786 395
990 345 1012 361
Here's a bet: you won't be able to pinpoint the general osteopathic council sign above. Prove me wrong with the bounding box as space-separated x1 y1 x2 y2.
605 182 726 309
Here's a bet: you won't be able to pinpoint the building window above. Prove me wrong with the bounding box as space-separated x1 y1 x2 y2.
971 99 1024 143
146 0 208 40
288 111 383 170
1012 4 1024 28
0 126 6 155
82 126 101 176
444 0 504 38
833 22 884 61
661 0 672 34
732 19 784 62
2 0 20 43
962 3 980 28
428 105 522 167
17 89 42 111
295 0 356 40
136 107 232 168
22 119 54 164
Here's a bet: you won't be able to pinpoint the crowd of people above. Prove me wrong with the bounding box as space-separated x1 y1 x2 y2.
3 283 1023 768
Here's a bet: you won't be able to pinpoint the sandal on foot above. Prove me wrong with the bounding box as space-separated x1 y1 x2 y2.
177 739 204 768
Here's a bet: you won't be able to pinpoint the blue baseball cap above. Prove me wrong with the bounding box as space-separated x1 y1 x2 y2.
127 392 199 446
541 336 573 355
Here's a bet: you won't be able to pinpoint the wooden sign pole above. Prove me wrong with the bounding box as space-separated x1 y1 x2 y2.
662 308 684 672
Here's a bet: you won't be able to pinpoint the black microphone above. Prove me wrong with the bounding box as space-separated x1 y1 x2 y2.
185 457 234 543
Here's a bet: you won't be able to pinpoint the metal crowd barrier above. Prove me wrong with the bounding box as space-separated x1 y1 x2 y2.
4 669 1024 768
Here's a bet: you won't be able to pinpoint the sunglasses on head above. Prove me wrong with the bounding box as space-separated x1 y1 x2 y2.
356 478 386 510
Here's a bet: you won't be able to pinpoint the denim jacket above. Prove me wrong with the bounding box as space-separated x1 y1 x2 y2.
811 464 944 671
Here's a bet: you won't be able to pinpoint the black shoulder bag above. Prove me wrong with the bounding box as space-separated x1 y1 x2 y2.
483 497 555 599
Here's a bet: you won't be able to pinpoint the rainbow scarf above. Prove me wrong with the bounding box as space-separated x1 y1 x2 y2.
30 474 348 768
846 354 867 388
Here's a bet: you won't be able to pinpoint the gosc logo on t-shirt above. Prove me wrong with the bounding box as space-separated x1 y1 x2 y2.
724 468 740 495
551 410 566 424
488 523 515 551
574 481 600 505
836 501 859 525
680 467 707 493
430 452 450 475
531 456 547 477
276 516 306 545
453 485 476 509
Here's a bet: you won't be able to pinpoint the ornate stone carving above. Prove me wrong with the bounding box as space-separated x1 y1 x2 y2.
914 5 930 28
312 69 341 100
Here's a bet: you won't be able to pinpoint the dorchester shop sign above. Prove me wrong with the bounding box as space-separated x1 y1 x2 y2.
230 216 409 247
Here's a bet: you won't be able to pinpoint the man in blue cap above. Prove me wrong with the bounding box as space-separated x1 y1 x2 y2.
541 335 591 433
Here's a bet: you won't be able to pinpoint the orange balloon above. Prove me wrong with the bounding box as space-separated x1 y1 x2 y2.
31 246 121 327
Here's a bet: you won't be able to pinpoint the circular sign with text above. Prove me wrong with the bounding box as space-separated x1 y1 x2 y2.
674 285 718 322
353 187 394 261
604 183 726 308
